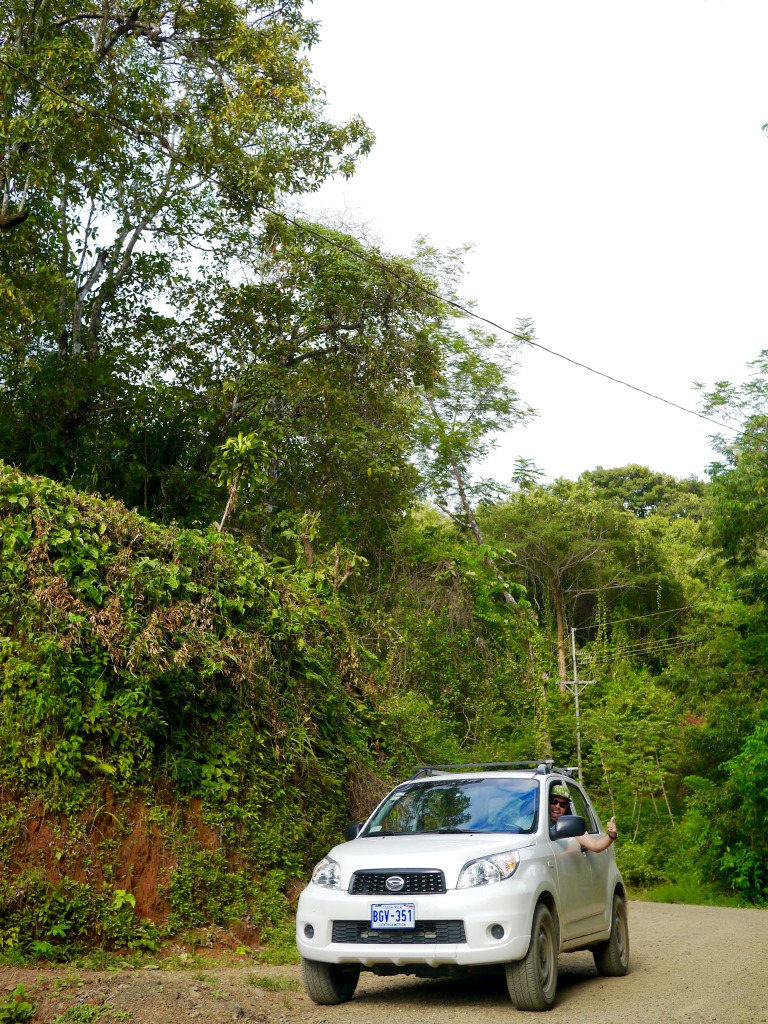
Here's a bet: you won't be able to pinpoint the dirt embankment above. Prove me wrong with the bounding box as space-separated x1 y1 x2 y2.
2 901 768 1023
10 795 224 925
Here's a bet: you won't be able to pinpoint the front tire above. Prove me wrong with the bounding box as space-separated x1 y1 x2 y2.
301 958 360 1004
593 893 630 976
505 903 559 1011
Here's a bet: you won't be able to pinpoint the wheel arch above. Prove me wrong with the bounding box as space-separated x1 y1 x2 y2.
534 889 561 943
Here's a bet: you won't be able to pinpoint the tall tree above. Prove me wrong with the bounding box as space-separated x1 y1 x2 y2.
0 0 372 479
2 214 445 548
160 216 445 545
697 352 768 564
580 464 706 519
480 481 683 681
2 0 373 344
408 244 536 607
415 318 535 544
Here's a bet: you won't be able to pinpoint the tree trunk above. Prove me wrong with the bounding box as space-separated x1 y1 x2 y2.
656 751 675 822
529 641 552 759
554 581 567 687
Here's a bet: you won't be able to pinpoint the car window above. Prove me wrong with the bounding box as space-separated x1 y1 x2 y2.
364 778 540 835
566 784 598 834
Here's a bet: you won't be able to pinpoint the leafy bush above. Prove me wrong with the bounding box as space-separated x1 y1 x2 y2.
0 465 400 950
0 874 158 958
0 986 34 1024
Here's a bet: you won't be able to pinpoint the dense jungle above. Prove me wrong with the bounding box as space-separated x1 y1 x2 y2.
1 0 768 973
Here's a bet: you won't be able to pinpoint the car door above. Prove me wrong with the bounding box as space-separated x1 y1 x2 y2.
547 783 596 939
566 782 611 933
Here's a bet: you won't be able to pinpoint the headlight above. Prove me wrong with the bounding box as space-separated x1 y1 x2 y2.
457 850 520 888
311 856 341 889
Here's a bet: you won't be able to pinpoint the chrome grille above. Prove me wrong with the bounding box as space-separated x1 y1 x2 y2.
349 870 446 895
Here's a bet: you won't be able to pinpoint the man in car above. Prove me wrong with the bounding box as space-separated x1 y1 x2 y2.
549 787 618 851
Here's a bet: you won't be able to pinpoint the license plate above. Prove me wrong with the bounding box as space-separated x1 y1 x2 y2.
370 902 416 928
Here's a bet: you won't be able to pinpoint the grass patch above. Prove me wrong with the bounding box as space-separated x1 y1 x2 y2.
247 975 299 992
631 879 749 907
52 1007 133 1023
254 919 299 966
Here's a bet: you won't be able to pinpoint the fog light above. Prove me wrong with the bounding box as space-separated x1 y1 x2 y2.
490 924 504 940
304 924 315 939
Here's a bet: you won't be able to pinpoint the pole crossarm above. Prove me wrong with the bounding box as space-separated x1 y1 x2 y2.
562 680 596 696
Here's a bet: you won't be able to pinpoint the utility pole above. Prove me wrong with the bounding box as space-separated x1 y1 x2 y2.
561 627 595 783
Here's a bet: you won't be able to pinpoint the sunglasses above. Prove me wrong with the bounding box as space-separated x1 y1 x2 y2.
549 798 570 809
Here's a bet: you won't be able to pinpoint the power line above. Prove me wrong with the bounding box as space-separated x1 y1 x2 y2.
579 634 704 662
544 632 702 662
0 51 739 435
573 605 693 630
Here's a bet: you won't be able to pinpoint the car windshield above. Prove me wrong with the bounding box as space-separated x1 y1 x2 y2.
363 777 539 836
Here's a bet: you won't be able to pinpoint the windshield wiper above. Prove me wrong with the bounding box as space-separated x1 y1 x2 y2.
365 826 477 836
417 827 473 834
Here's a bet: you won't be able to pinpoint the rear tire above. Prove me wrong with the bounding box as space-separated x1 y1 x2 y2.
301 958 360 1004
505 902 559 1011
593 893 630 976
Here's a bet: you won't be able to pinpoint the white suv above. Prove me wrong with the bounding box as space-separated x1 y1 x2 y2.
296 761 629 1011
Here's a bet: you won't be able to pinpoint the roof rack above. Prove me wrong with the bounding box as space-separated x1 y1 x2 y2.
410 760 575 779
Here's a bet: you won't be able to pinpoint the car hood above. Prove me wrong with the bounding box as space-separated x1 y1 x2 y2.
325 833 537 890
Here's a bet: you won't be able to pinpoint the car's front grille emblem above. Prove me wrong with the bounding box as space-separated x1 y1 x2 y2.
385 875 405 892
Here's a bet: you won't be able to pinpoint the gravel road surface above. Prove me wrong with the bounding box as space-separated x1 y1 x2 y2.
2 901 767 1023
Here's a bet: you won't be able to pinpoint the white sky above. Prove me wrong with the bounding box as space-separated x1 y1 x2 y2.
298 0 768 485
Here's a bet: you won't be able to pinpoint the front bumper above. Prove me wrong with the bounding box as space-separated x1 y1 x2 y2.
296 880 534 967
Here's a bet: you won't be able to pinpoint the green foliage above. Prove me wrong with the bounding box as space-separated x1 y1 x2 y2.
2 215 447 550
168 215 444 545
0 0 371 353
0 463 395 951
51 1005 125 1023
254 919 300 965
167 848 288 935
212 432 273 534
414 311 536 525
634 879 747 908
0 987 35 1024
583 668 681 820
6 428 768 941
697 353 768 563
0 873 159 958
377 691 465 768
482 481 684 643
675 716 768 904
707 418 768 565
0 0 384 548
0 463 373 807
580 464 707 519
347 509 539 767
613 839 668 890
248 974 299 991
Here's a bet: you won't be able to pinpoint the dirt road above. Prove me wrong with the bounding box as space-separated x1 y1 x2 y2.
3 901 767 1023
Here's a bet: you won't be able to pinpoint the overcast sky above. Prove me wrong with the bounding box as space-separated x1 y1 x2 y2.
298 1 768 485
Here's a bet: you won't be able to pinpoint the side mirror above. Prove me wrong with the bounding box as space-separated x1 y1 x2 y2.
549 814 586 841
344 822 363 841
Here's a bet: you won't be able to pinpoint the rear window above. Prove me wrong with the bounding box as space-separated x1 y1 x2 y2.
363 777 539 836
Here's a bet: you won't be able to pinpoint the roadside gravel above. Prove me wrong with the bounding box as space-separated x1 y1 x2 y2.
2 901 767 1023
